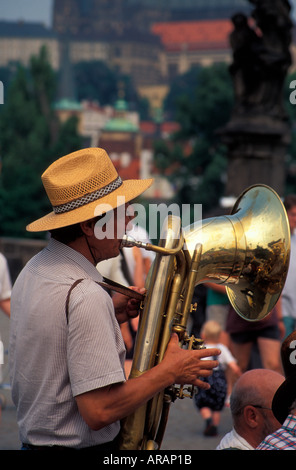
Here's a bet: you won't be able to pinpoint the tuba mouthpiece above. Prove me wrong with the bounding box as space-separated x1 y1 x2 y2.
121 234 147 249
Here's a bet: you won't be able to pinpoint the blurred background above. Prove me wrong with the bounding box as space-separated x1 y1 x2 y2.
0 0 295 451
0 0 296 279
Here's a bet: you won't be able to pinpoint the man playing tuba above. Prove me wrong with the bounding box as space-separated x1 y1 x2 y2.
9 147 220 451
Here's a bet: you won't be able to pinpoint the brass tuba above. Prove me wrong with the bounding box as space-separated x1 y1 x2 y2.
119 184 290 450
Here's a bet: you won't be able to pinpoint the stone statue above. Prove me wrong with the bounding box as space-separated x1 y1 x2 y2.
229 13 265 116
221 0 292 199
230 0 292 121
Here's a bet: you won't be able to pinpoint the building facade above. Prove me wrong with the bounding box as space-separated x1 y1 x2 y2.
0 21 59 69
1 2 295 109
52 0 251 35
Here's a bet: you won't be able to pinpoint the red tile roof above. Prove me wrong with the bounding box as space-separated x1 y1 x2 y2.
112 158 140 180
140 121 180 135
151 19 232 52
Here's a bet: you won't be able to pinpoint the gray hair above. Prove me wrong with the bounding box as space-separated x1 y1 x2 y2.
230 382 265 417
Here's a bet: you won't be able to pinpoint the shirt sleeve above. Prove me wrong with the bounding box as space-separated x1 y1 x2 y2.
0 254 12 300
219 344 237 368
66 279 126 397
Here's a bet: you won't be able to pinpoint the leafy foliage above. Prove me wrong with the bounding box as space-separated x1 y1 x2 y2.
155 64 234 214
73 60 150 118
0 47 82 238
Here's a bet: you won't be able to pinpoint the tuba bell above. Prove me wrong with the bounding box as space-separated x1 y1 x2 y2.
119 184 290 450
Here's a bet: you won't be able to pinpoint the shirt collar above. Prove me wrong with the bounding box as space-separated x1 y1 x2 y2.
46 237 103 282
282 413 296 435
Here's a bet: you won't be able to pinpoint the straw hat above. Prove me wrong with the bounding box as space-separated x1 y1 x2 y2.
26 147 153 232
272 331 296 424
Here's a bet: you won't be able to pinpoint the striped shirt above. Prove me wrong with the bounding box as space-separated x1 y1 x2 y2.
0 253 11 368
9 238 126 449
256 414 296 450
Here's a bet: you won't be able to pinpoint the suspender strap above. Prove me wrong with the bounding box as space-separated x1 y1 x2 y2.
65 277 144 324
65 279 84 324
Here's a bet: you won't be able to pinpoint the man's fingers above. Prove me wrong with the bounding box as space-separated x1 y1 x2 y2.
198 368 216 378
195 379 210 390
197 347 221 358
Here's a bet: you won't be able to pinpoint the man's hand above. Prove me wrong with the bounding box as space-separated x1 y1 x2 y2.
113 287 145 324
162 333 221 389
76 332 220 430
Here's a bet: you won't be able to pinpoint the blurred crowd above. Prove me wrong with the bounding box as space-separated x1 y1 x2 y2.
1 193 296 450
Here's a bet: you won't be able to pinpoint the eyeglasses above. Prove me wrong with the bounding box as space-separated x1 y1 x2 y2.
249 404 273 411
237 404 272 413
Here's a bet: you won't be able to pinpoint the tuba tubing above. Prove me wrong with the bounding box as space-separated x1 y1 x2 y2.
119 184 290 449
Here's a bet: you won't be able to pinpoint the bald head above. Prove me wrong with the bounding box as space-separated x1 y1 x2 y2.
230 369 285 448
231 369 284 415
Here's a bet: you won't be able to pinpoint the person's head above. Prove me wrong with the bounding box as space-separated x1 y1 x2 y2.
231 13 248 29
272 331 296 424
284 194 296 233
48 207 131 263
26 147 153 263
201 320 222 343
230 369 284 448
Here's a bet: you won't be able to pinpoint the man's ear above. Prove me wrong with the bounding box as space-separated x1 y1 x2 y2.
80 219 95 237
243 405 259 429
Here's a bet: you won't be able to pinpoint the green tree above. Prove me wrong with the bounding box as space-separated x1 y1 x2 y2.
0 47 82 238
74 60 119 105
74 60 150 118
155 64 233 214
